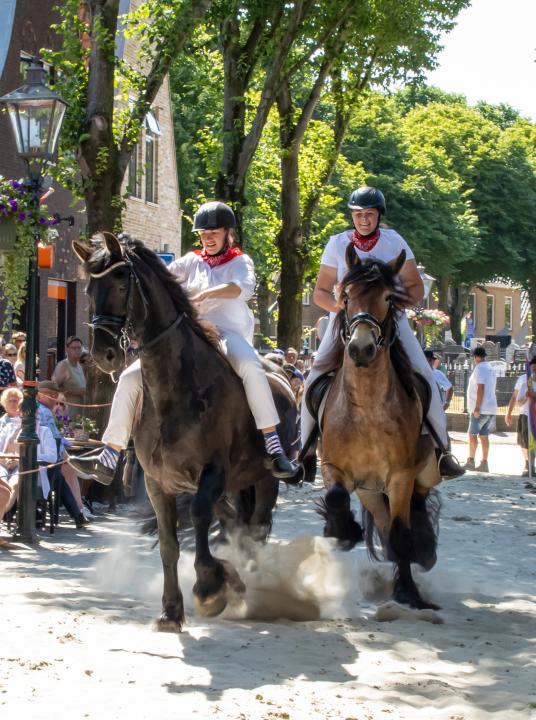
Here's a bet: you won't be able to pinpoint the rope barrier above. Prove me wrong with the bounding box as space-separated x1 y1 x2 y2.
2 445 104 477
59 401 112 408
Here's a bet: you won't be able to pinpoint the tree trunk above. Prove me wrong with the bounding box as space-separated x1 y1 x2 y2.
527 278 536 341
275 82 305 349
256 276 272 342
447 284 471 345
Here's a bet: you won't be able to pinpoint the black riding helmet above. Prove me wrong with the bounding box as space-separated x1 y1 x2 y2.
193 201 237 231
347 186 386 215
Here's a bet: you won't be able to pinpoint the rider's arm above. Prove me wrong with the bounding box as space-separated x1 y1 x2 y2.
398 259 425 307
190 283 241 301
313 265 341 314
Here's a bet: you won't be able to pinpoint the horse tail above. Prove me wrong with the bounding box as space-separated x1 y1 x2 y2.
138 492 195 538
408 488 441 571
361 496 389 562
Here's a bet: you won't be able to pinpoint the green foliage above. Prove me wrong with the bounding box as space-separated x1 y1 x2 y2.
0 177 59 323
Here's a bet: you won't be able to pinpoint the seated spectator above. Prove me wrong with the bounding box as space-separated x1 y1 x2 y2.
11 331 26 352
3 344 18 367
0 353 17 416
36 381 91 524
0 387 87 528
284 347 298 367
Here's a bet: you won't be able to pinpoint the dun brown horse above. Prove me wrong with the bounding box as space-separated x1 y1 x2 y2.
317 245 442 610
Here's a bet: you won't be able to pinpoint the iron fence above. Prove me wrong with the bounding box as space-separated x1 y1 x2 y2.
444 361 527 415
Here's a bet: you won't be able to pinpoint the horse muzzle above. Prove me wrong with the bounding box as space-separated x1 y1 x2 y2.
90 327 124 374
347 337 377 367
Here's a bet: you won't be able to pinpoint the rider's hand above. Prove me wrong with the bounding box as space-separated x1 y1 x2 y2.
334 284 345 310
189 289 209 303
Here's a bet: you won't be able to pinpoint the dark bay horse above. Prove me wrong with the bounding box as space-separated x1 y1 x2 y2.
73 233 299 630
318 245 442 610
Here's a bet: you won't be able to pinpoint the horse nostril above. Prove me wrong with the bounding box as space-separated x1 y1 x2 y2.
365 344 376 359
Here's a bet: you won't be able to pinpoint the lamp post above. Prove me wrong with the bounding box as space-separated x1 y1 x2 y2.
0 58 68 543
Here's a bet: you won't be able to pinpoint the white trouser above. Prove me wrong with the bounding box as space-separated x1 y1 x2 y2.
102 331 280 449
301 313 448 449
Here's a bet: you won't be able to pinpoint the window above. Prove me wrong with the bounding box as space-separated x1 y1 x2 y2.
486 295 495 329
302 291 310 306
504 296 512 330
127 143 142 198
145 110 160 204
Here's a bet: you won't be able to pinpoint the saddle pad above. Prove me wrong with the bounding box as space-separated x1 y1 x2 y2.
305 371 335 429
413 371 432 421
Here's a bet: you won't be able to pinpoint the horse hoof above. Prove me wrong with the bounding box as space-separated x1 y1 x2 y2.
153 615 184 633
194 591 228 618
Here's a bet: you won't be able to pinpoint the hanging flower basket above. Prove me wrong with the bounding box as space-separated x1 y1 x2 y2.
0 219 17 253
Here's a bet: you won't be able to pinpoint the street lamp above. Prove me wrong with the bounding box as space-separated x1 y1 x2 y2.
0 58 68 543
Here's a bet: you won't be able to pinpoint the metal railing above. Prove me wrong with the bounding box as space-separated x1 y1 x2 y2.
444 361 527 415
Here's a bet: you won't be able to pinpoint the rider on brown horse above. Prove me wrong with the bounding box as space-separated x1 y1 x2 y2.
301 186 463 480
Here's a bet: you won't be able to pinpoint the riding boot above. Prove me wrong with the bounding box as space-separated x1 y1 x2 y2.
436 448 465 478
68 446 119 486
264 452 303 482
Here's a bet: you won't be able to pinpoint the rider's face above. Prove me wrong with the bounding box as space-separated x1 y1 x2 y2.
199 228 226 255
352 208 379 236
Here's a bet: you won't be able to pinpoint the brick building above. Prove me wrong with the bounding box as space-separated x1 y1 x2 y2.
0 0 181 377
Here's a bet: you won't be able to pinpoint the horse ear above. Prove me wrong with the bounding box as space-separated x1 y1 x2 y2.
103 232 123 258
389 249 406 275
346 242 361 269
72 239 92 263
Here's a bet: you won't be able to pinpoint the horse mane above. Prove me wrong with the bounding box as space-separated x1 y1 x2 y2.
85 234 213 344
322 256 417 399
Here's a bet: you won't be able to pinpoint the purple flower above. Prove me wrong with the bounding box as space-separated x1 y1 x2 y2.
10 180 22 190
9 199 18 211
18 212 27 221
38 217 47 224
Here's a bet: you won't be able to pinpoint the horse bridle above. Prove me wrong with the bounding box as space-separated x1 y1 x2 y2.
341 296 396 349
87 253 184 355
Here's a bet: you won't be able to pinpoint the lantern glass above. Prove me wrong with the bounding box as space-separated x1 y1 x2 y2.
6 98 66 159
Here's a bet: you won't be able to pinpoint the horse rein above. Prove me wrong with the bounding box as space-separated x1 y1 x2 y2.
87 252 184 357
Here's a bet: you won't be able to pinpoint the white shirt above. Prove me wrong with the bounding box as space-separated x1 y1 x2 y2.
515 375 529 416
320 227 415 282
467 361 498 414
168 251 256 344
433 368 452 402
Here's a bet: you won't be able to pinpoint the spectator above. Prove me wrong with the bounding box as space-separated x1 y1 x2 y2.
3 344 17 366
0 352 17 417
289 368 304 407
465 347 497 473
424 349 453 411
14 342 26 385
36 380 91 521
506 359 536 476
52 335 87 420
11 331 26 351
284 347 298 367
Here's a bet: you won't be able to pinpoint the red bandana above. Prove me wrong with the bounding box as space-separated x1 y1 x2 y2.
351 228 380 253
195 245 244 268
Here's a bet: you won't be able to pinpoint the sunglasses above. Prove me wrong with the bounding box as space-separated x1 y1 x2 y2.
5 353 17 357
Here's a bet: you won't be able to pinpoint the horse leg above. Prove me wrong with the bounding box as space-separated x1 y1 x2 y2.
316 468 363 549
145 476 184 632
248 476 279 542
191 463 246 617
388 475 440 610
356 489 391 561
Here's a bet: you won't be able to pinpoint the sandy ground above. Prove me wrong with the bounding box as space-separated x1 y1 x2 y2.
1 433 535 720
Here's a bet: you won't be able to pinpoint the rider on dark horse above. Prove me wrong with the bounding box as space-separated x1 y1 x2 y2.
70 201 300 483
301 186 464 479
